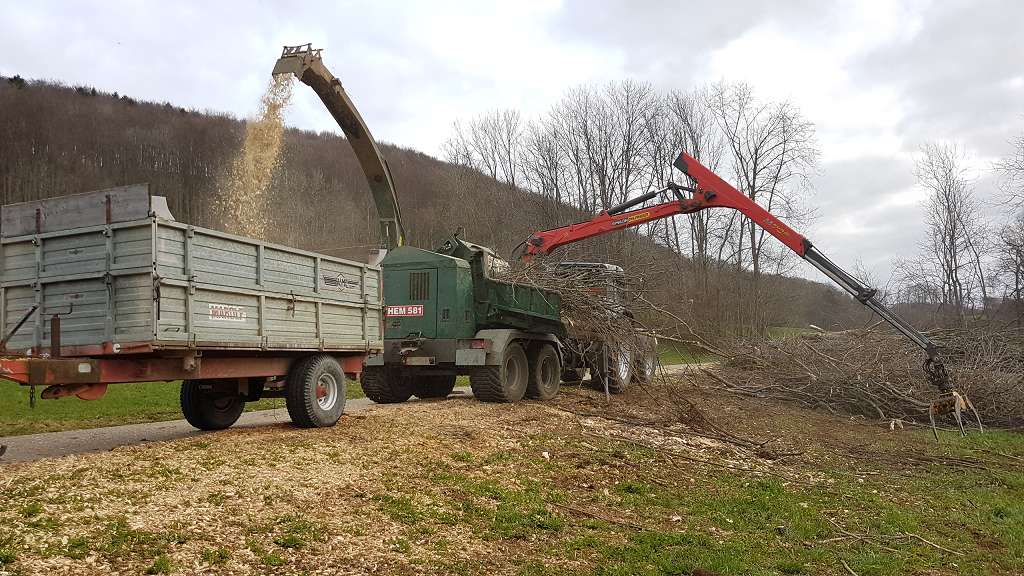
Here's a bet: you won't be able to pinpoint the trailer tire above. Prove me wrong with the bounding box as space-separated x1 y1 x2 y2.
286 355 346 428
414 375 456 399
590 344 633 394
470 342 528 402
180 380 244 431
361 366 414 404
527 344 561 400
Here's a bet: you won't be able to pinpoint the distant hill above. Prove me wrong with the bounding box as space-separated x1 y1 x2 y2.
0 76 869 333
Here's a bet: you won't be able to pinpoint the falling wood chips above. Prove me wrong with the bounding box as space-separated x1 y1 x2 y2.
215 75 294 240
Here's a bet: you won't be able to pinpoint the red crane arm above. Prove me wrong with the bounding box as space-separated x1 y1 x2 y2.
520 151 958 401
522 152 809 260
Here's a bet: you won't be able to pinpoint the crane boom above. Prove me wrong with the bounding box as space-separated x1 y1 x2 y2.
522 151 959 399
272 44 405 251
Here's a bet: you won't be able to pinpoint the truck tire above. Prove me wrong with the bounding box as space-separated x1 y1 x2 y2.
470 342 528 402
414 375 456 399
633 339 658 385
590 344 633 394
560 368 584 382
180 380 244 431
286 355 346 428
361 365 414 404
527 344 561 400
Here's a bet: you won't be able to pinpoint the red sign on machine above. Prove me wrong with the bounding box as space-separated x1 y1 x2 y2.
386 304 424 317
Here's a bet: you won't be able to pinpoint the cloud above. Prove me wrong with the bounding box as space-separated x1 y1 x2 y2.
1 0 1022 283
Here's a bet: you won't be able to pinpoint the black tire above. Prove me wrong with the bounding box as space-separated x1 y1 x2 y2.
590 344 633 394
560 368 584 382
286 355 347 428
180 380 244 431
361 365 414 404
414 374 457 399
527 344 561 400
470 342 528 402
633 338 658 385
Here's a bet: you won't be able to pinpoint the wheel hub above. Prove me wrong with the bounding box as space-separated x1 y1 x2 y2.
316 372 339 411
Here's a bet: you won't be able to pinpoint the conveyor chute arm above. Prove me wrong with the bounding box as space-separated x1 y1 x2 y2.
273 44 405 250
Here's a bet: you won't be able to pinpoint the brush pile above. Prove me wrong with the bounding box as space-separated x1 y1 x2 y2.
497 260 653 354
706 325 1024 427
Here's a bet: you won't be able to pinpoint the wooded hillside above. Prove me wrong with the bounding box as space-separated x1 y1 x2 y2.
0 76 868 334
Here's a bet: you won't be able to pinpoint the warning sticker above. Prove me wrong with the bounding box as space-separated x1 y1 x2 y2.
209 303 247 322
386 304 425 317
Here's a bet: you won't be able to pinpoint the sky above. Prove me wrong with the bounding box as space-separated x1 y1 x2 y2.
1 0 1022 281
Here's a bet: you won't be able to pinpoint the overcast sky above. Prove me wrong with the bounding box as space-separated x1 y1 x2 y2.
2 0 1022 281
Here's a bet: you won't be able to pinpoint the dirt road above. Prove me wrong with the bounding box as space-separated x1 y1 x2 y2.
0 389 471 464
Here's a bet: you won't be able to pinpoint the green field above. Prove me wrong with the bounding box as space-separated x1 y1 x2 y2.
657 342 714 365
0 380 365 437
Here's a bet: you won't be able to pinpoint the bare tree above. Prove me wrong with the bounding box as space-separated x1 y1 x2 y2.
664 87 729 270
707 82 818 276
996 131 1024 207
441 110 524 187
996 211 1024 323
911 142 989 323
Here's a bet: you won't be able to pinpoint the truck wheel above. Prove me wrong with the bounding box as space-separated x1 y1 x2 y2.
414 375 456 399
180 380 244 431
633 339 658 384
470 342 528 402
560 368 584 382
286 355 346 428
361 366 414 404
590 344 633 394
527 344 561 400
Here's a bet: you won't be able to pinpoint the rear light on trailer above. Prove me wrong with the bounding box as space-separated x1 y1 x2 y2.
470 339 488 349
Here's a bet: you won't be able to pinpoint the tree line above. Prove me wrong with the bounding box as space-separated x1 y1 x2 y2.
0 76 870 337
444 79 1024 331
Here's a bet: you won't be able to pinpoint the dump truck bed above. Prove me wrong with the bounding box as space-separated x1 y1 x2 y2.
1 186 383 357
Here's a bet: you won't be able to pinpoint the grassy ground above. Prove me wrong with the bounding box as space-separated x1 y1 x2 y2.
657 342 714 365
0 381 1020 575
0 380 365 437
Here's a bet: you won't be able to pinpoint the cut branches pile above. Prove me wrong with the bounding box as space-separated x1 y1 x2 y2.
706 326 1024 428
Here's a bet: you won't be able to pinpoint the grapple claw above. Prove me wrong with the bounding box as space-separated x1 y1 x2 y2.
928 391 983 441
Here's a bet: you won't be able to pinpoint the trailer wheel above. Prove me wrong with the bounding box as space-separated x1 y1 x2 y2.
180 380 244 431
361 366 414 404
286 355 347 428
414 375 456 399
590 344 633 394
470 342 528 402
527 344 560 400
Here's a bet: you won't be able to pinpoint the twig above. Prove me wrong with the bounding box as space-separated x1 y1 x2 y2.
550 501 646 531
